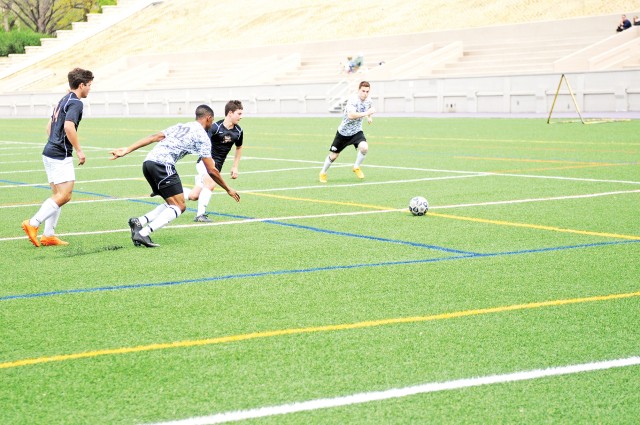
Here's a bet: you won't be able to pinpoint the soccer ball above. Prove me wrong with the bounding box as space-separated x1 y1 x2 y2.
409 196 429 216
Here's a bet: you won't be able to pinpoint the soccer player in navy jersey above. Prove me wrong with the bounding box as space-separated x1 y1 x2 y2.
109 105 240 247
184 100 244 222
320 81 375 183
21 68 94 247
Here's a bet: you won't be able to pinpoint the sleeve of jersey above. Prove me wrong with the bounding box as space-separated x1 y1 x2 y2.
64 101 83 124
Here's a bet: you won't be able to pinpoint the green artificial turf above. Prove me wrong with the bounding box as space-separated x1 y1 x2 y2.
0 116 638 424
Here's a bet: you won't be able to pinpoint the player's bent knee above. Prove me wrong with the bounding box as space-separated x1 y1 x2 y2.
359 142 369 154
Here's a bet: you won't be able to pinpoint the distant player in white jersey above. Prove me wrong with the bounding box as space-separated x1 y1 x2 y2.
185 100 244 223
21 68 94 247
109 105 240 247
319 81 375 183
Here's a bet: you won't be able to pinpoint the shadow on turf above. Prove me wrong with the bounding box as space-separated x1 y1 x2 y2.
57 245 125 257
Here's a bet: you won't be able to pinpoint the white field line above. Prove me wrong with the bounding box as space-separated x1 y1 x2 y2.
0 210 401 243
4 188 638 211
144 356 640 425
1 154 638 186
0 177 146 189
0 171 488 190
0 139 143 151
433 189 640 209
0 163 144 175
1 195 156 209
2 189 639 243
247 173 491 193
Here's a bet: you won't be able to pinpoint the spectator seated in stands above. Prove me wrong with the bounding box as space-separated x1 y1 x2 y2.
634 16 640 26
616 14 632 32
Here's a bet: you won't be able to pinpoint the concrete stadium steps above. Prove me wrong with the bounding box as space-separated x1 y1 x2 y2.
430 36 605 77
1 3 639 93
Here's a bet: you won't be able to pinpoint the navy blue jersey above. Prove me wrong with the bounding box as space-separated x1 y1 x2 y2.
42 92 83 159
198 120 244 171
209 120 243 170
208 120 243 169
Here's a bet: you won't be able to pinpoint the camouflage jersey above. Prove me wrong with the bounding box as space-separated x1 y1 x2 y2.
337 94 373 137
145 121 212 165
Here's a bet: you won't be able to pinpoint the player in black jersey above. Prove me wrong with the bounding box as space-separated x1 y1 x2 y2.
21 68 94 247
184 100 244 222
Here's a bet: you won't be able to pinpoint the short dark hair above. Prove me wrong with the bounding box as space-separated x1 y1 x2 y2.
225 100 243 116
358 81 370 89
195 104 214 120
68 68 94 90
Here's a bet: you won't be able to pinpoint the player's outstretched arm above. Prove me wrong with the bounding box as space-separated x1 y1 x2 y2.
110 132 165 160
202 157 240 202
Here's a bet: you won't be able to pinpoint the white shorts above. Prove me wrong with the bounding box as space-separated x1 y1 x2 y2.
43 156 75 184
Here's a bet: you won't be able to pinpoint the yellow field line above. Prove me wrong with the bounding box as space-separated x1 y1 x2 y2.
2 291 638 370
246 192 640 240
429 212 640 240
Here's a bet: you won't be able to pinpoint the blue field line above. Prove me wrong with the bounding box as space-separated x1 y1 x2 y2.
4 179 473 255
2 239 638 302
262 220 477 255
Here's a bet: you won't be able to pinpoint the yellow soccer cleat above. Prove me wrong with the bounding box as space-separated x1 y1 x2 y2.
40 235 69 246
353 167 365 179
319 172 327 183
21 220 40 247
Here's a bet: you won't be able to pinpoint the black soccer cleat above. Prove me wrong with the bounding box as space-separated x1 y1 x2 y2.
132 232 160 248
128 217 143 246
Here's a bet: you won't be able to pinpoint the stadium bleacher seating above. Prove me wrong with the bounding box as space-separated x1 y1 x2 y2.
0 0 638 94
0 0 638 117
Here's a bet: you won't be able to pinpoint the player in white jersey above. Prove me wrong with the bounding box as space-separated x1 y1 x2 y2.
109 105 240 247
319 81 375 183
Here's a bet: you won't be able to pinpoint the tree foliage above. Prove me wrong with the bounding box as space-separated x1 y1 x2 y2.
0 0 105 35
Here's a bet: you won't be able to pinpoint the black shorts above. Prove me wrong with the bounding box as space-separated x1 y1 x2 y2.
329 131 366 154
142 161 183 199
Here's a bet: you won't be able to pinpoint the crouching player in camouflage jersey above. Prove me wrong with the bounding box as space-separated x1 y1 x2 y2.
319 81 375 183
109 105 240 247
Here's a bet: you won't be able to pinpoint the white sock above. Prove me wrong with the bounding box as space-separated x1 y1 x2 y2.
30 198 59 227
139 203 168 226
43 206 62 237
140 205 181 236
183 187 191 201
354 151 366 168
197 187 212 216
321 155 334 174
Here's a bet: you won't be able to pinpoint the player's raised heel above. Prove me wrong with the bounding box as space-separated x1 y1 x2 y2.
40 235 69 246
128 217 142 246
21 219 40 247
319 172 327 183
352 167 364 179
